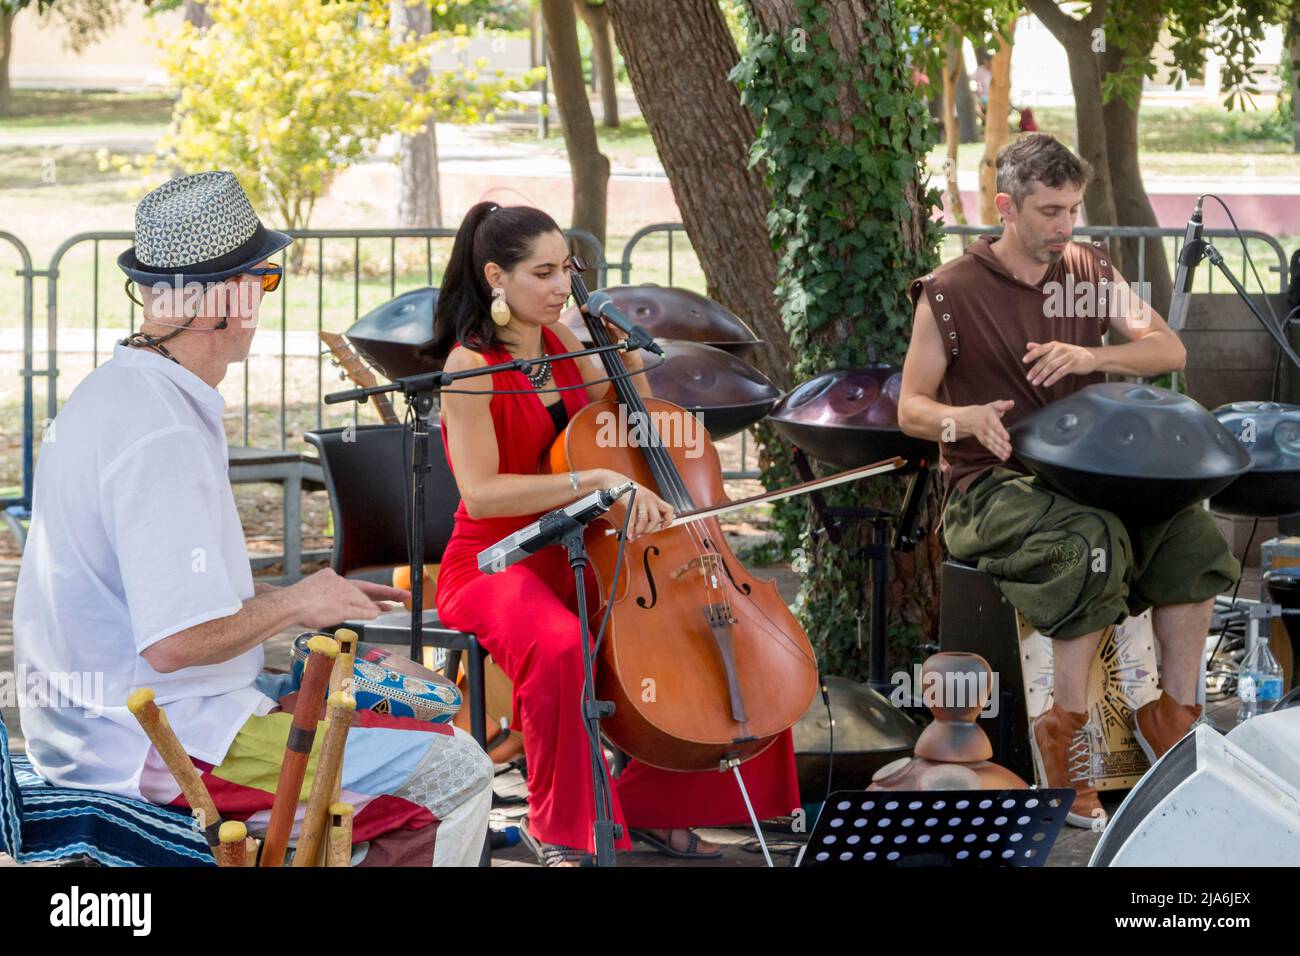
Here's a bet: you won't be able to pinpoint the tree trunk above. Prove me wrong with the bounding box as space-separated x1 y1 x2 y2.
746 0 944 676
0 9 13 117
608 0 793 389
391 0 442 228
183 1 213 30
978 16 1016 225
1101 50 1172 312
942 31 967 224
541 0 609 285
955 52 979 143
1023 0 1123 272
1289 20 1299 153
574 0 619 128
1097 7 1170 311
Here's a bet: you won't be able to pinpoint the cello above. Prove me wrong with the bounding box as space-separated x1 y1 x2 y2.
544 263 866 772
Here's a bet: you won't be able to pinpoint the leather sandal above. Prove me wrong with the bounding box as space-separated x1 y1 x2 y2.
630 827 723 860
519 815 593 867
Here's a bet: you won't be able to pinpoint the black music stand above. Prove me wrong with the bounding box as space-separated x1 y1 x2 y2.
797 788 1074 868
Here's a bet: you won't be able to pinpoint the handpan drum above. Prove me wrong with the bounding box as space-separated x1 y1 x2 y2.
1009 383 1252 522
792 676 919 801
640 339 779 439
1208 402 1300 518
343 287 442 380
561 284 762 357
768 365 938 470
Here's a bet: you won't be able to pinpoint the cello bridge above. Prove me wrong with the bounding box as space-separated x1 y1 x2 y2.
671 552 723 587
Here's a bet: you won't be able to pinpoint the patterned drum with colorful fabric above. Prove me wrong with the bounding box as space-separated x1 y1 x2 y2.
290 635 461 723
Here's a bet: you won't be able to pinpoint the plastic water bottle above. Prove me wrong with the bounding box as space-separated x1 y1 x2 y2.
1237 639 1284 722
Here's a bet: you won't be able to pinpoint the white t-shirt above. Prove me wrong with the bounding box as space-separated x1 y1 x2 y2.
13 343 275 800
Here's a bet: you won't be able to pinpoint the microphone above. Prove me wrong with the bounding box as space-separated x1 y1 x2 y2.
585 291 665 355
1166 196 1205 333
477 481 636 574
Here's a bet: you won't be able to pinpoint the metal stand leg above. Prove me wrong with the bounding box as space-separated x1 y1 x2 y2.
283 470 302 581
725 757 773 868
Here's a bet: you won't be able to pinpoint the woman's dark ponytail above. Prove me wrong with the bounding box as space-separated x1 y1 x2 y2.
428 201 563 363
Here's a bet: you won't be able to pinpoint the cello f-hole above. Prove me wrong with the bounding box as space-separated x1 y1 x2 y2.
634 545 661 610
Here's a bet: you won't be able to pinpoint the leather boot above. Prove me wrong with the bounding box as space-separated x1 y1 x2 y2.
1135 692 1203 764
1032 702 1107 830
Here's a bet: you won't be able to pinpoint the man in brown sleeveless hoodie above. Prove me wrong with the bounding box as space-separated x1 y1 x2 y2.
899 134 1238 830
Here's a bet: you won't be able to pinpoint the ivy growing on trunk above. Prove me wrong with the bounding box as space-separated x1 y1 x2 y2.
732 0 944 680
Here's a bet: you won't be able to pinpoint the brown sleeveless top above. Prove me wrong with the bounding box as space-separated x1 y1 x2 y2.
908 235 1113 503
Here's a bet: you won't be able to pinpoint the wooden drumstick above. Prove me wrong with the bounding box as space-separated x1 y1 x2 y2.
326 802 354 867
260 634 338 867
127 688 223 851
244 837 260 868
292 690 356 867
330 628 358 697
216 821 247 867
328 628 358 804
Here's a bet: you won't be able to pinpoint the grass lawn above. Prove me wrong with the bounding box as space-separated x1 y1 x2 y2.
931 104 1300 180
0 90 174 128
500 113 663 163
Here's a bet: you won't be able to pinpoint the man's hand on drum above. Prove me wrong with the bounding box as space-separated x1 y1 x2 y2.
958 400 1014 461
290 568 410 628
1023 340 1099 388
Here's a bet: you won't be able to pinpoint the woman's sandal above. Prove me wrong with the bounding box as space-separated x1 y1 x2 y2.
519 815 593 867
630 828 723 860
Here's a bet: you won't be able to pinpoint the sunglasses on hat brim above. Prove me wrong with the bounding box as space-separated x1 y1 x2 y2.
124 264 283 306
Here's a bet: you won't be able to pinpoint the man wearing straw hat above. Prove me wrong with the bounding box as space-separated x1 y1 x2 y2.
14 171 493 866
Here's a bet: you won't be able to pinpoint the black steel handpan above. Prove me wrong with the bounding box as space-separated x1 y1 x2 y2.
562 284 761 357
793 676 920 802
768 365 938 469
344 287 441 380
1208 402 1300 518
1010 383 1253 521
641 339 779 439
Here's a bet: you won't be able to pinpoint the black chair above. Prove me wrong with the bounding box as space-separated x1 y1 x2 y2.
303 423 488 752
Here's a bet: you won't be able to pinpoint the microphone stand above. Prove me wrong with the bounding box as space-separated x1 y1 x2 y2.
548 505 622 866
1198 242 1300 375
790 448 932 697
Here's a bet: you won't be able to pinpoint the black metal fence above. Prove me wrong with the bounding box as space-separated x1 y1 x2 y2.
2 220 1291 556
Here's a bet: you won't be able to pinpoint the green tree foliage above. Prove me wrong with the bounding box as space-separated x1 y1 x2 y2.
105 0 541 264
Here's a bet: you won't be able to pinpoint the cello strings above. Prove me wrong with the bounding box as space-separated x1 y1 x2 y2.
570 274 780 656
578 293 713 579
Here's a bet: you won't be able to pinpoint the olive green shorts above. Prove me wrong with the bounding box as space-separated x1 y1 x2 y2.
942 467 1241 641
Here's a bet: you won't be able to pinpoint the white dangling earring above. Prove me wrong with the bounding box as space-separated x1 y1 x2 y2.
490 287 511 326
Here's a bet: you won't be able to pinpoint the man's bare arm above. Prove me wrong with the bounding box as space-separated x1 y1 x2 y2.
142 588 304 674
1090 267 1186 377
1023 268 1186 386
142 570 408 674
898 294 1015 461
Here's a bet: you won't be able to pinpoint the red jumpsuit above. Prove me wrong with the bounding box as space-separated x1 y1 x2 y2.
435 326 801 852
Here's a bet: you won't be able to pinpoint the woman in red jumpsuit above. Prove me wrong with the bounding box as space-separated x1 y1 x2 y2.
430 202 801 865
